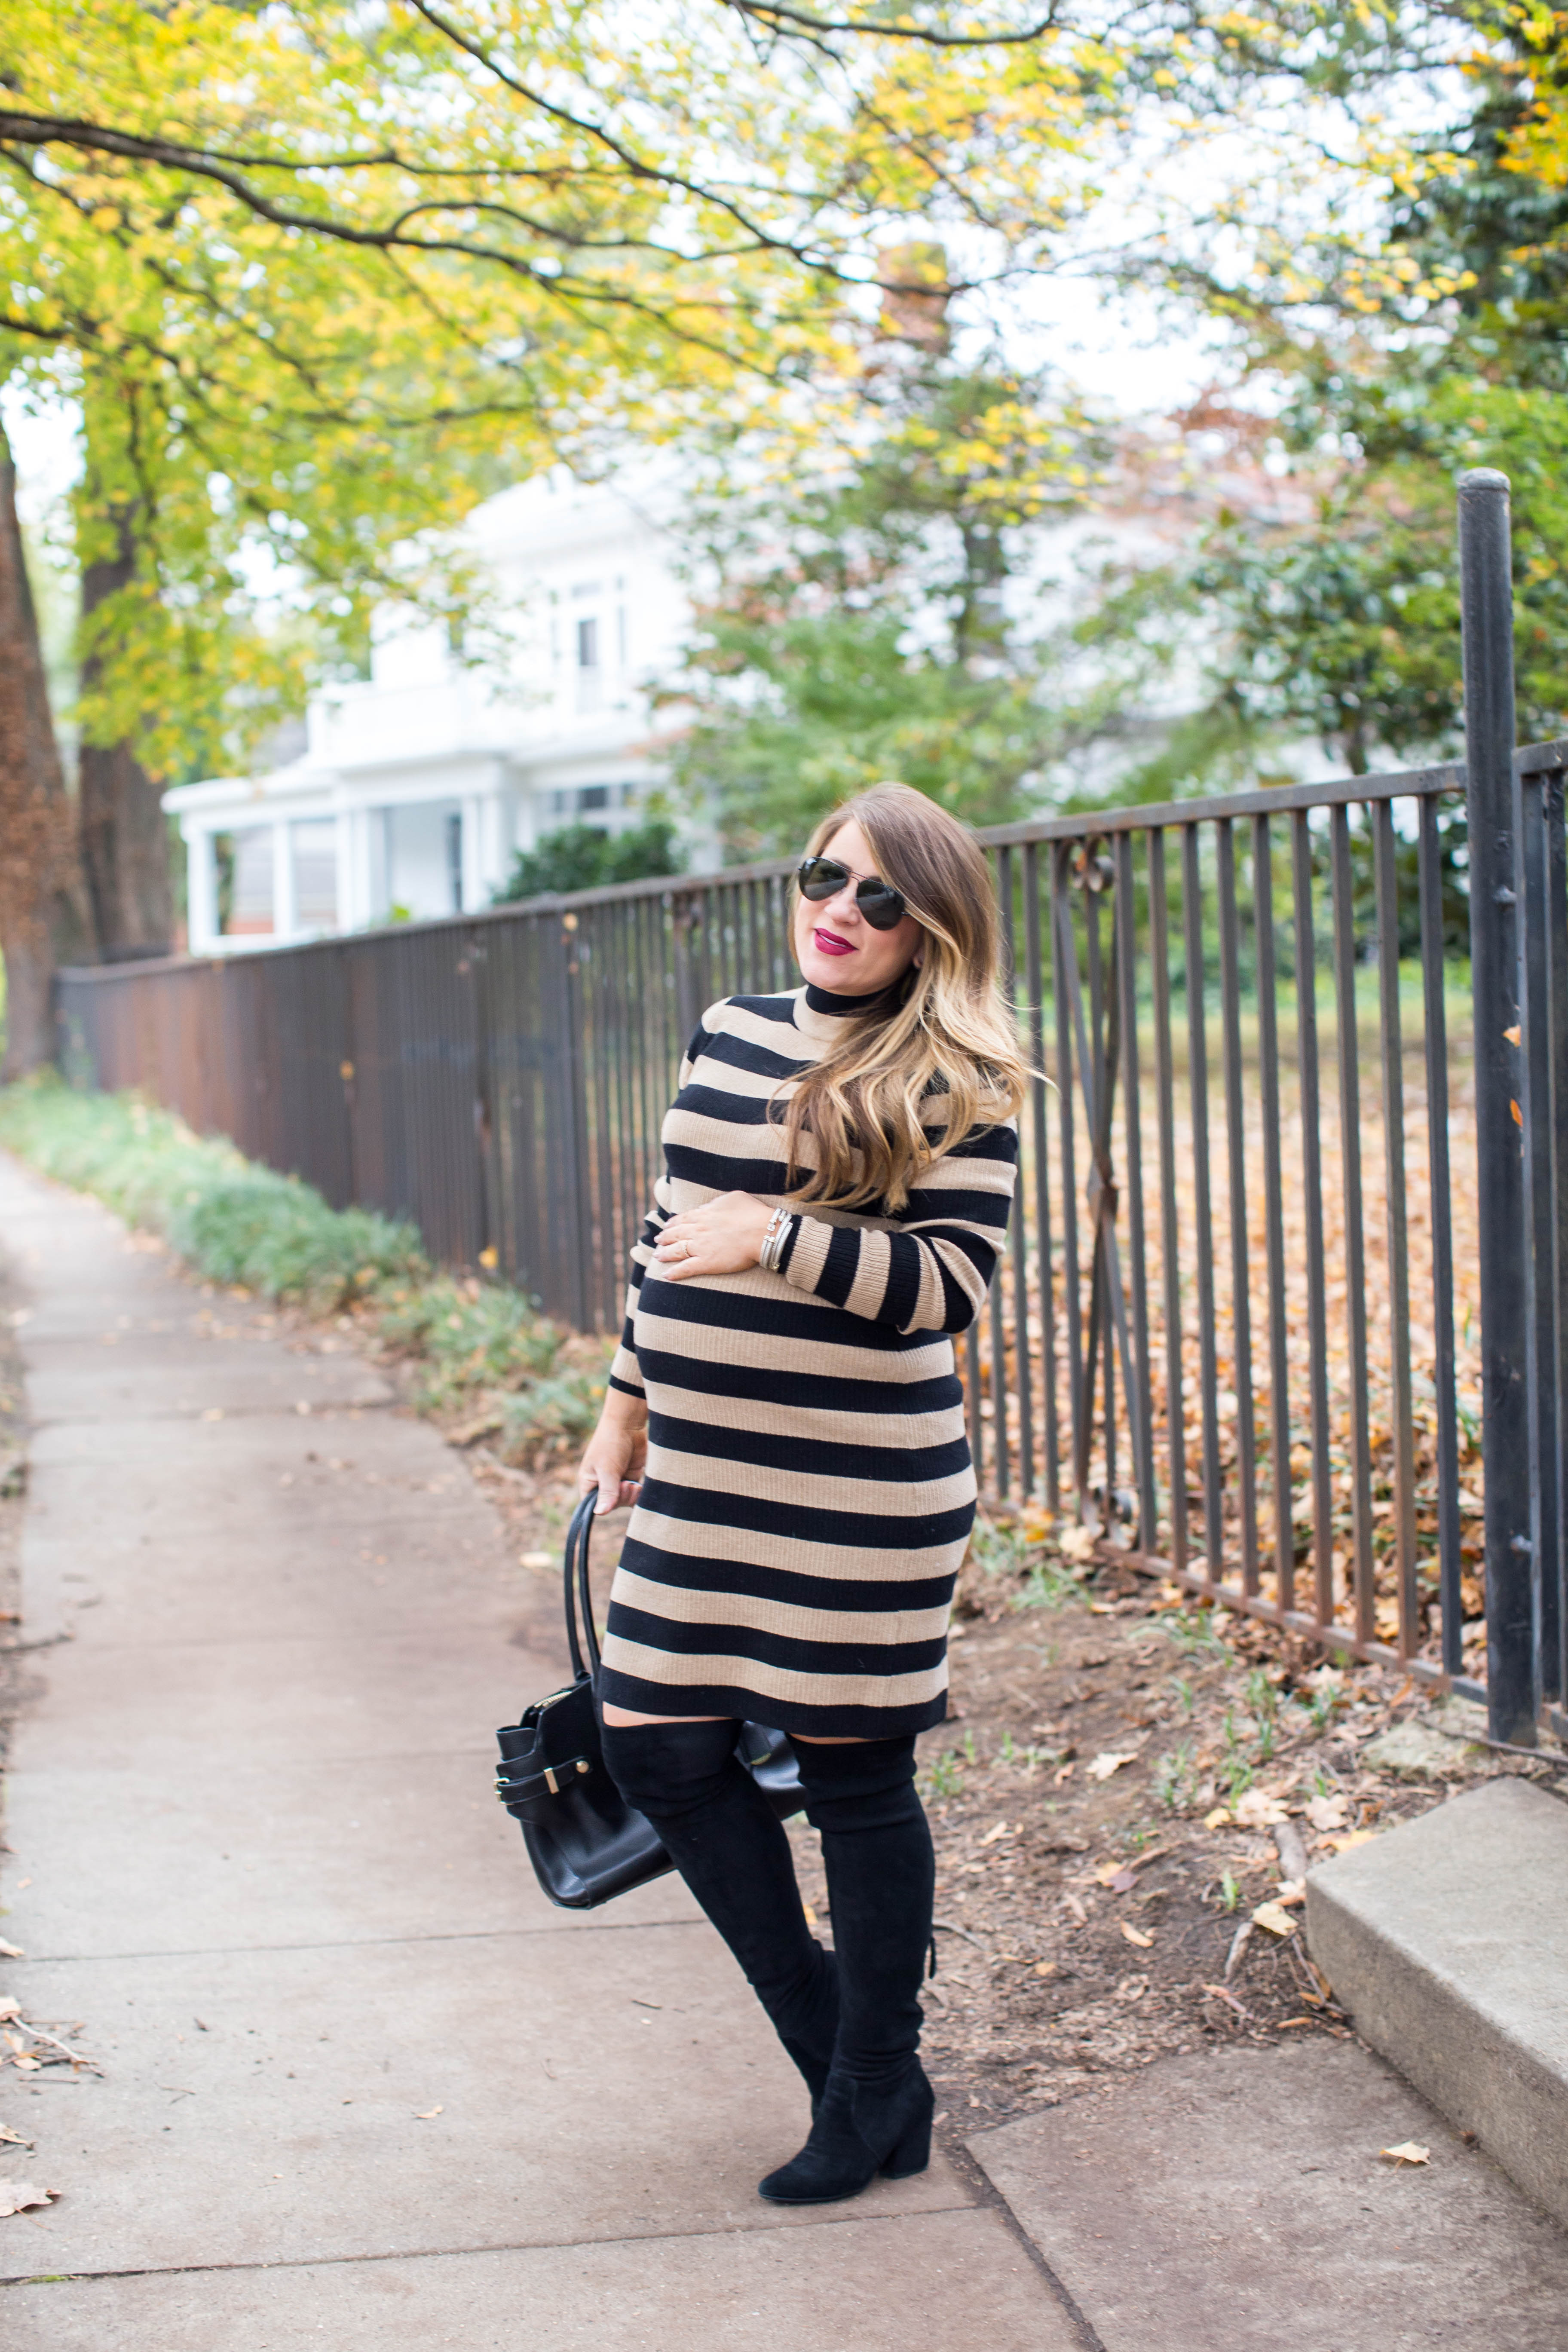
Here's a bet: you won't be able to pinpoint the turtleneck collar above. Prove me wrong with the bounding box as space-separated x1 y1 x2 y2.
794 978 897 1047
802 981 890 1017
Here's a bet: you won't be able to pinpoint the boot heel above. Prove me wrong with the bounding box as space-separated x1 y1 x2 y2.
880 2110 931 2180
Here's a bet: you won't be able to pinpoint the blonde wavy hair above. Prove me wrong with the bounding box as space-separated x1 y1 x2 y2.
782 781 1029 1212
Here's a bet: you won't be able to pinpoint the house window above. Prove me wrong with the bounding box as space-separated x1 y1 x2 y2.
576 614 603 713
383 800 462 922
579 784 610 813
221 827 274 936
446 810 463 912
291 821 338 932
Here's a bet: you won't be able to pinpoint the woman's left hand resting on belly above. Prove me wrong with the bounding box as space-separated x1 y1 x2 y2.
653 1191 774 1280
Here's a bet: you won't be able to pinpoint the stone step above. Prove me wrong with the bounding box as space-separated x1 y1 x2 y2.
1307 1775 1568 2227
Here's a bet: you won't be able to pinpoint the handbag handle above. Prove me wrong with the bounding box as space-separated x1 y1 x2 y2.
563 1492 602 1679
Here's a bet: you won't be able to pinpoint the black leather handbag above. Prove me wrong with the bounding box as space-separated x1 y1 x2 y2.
495 1493 805 1909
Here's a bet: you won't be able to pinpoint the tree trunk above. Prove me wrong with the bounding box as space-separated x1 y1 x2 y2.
0 419 79 1078
78 503 174 960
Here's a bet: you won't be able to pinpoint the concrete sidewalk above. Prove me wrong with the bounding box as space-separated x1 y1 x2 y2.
0 1158 1075 2349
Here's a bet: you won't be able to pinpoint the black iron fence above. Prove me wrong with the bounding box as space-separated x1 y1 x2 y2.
53 473 1567 1748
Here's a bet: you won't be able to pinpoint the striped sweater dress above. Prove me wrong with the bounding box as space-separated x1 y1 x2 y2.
599 982 1019 1738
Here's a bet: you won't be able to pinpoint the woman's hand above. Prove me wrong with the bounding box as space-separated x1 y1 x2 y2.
578 1390 649 1516
653 1192 775 1281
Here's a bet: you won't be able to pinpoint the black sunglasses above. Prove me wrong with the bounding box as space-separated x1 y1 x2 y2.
796 855 907 931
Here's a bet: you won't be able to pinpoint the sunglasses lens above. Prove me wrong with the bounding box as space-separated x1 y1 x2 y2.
797 857 847 902
857 882 906 930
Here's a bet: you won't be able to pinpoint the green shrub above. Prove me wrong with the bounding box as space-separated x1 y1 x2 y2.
0 1076 423 1310
376 1277 564 1409
495 1367 608 1464
491 815 685 903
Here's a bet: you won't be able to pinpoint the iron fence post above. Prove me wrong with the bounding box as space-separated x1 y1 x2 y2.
1459 468 1535 1743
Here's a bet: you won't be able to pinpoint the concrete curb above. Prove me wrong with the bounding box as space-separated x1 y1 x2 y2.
1307 1776 1568 2227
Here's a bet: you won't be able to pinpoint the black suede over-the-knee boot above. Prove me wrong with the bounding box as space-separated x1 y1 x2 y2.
601 1718 838 2107
758 1735 934 2205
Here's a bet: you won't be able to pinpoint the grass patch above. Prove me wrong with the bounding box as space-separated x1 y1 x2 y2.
0 1076 610 1464
958 1512 1091 1620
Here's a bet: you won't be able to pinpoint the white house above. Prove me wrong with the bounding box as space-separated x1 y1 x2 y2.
165 469 698 953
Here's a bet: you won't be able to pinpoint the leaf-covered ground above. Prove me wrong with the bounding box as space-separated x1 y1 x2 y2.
889 1526 1552 2133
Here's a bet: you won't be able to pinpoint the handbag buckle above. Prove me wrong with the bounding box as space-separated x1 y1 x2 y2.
543 1756 591 1796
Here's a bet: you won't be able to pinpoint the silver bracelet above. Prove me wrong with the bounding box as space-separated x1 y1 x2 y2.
759 1204 794 1273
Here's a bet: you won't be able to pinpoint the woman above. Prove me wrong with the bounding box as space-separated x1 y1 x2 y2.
577 780 1024 2204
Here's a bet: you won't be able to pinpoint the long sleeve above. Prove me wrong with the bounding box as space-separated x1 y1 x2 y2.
780 1115 1017 1336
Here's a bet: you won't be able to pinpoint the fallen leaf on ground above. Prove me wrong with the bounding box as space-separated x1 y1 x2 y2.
0 2180 58 2216
979 1821 1011 1847
1380 2142 1430 2167
1235 1789 1289 1828
1121 1922 1154 1948
1275 1881 1306 1905
1323 1830 1377 1855
0 2001 19 2025
519 1552 551 1569
1058 1526 1098 1564
1053 1761 1075 1785
1306 1795 1349 1832
1252 1901 1299 1938
1034 1960 1058 1979
802 1903 817 1928
1086 1752 1136 1782
1114 1973 1149 2002
1203 1806 1232 1829
0 1942 21 1960
0 2126 32 2150
414 2106 443 2121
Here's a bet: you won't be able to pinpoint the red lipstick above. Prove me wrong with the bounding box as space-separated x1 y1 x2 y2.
813 928 854 956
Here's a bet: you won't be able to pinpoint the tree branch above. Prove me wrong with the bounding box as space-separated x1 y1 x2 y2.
722 0 1059 47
